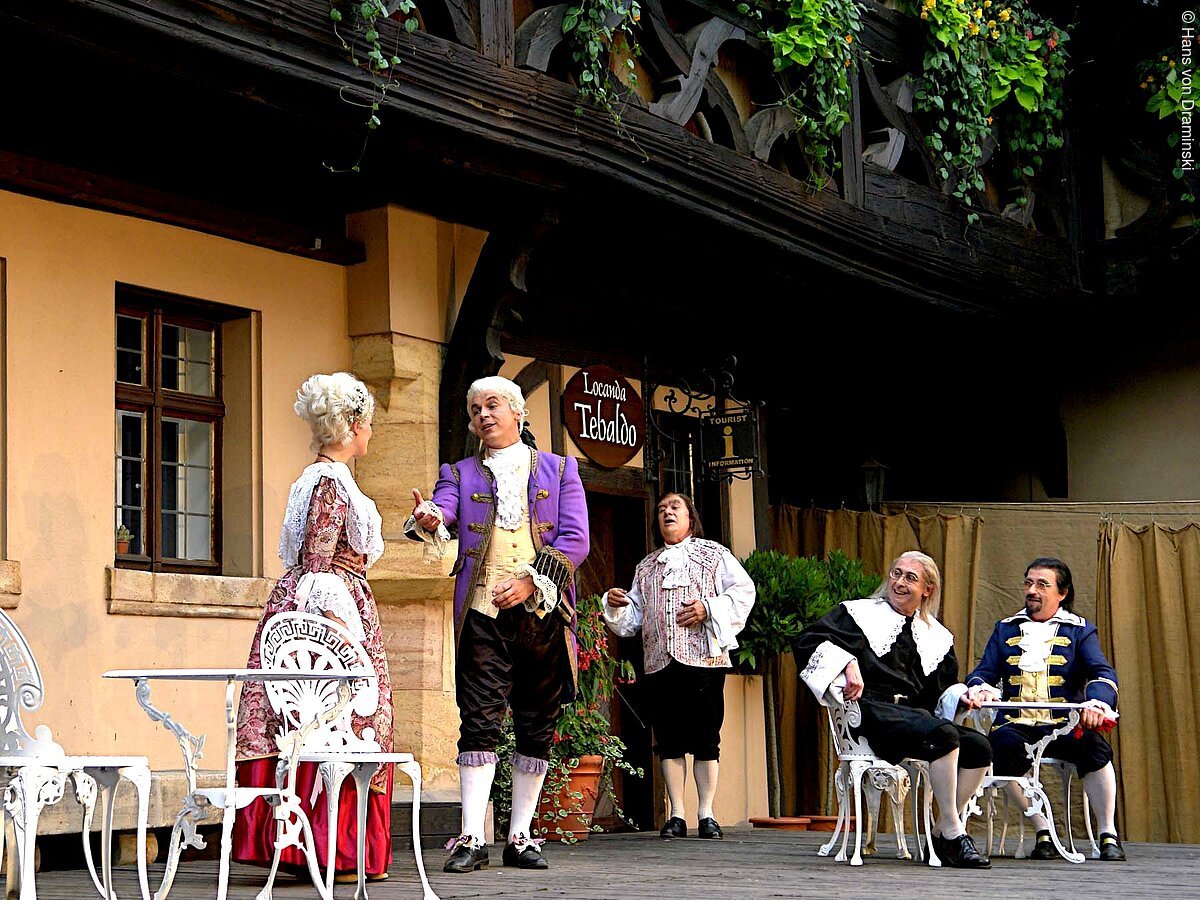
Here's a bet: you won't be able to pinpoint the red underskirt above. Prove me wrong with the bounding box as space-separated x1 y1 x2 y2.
232 758 393 876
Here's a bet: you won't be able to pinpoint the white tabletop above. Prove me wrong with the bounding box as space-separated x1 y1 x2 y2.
978 701 1089 709
104 668 370 682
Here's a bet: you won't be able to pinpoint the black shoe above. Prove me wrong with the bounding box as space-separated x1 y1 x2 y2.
443 835 489 873
660 816 687 839
697 817 723 839
1098 833 1126 861
934 832 991 869
1029 829 1059 860
503 835 549 870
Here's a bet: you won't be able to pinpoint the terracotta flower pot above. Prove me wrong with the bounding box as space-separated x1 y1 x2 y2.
537 754 604 841
116 539 131 555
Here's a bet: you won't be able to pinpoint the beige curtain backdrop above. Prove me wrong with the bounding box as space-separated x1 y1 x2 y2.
770 506 983 817
1099 520 1200 843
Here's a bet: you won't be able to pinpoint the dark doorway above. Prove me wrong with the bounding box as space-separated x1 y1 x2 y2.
576 488 655 832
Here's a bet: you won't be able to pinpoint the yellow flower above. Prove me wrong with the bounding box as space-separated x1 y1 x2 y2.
845 34 853 43
987 19 995 27
1140 81 1148 89
1162 55 1169 62
984 0 991 7
1147 75 1155 83
967 21 979 33
920 9 928 17
999 8 1011 20
990 29 999 38
1170 60 1176 68
986 116 993 125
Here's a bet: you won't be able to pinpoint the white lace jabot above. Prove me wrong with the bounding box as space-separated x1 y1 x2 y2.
659 538 692 589
842 597 955 677
278 462 384 569
483 442 531 531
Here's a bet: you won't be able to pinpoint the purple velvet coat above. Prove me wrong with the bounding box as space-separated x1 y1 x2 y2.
432 446 589 699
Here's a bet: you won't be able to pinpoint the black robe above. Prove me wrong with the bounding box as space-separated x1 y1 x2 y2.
795 603 962 764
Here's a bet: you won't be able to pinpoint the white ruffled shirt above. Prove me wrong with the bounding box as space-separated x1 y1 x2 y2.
277 461 383 642
482 441 531 530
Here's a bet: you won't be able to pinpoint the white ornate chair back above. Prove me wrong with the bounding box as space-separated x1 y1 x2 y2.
826 695 877 759
260 612 379 753
0 608 65 759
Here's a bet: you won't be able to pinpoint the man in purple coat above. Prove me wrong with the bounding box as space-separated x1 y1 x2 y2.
407 376 589 873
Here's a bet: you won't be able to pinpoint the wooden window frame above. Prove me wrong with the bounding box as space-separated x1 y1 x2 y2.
115 286 228 574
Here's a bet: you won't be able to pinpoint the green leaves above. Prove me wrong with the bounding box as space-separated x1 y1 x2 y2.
734 550 878 668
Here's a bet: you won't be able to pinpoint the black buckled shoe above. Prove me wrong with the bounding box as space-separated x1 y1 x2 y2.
934 832 991 869
697 817 724 839
1098 833 1126 861
443 835 489 873
503 835 549 870
659 816 687 839
1029 830 1059 860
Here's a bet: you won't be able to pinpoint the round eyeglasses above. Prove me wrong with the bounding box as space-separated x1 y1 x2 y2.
889 568 923 585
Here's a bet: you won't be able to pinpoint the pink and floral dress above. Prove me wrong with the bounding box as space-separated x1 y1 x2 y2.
233 470 393 874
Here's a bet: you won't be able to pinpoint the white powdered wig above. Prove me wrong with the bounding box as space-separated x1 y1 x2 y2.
466 375 526 435
294 372 376 451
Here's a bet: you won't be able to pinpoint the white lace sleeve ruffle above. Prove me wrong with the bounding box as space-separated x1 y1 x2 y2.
293 572 366 642
402 501 452 563
278 462 385 569
521 564 559 617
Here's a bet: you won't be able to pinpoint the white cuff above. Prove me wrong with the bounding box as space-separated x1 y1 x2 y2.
936 683 968 723
799 641 855 705
1081 698 1118 720
403 502 451 563
521 565 559 618
294 572 364 642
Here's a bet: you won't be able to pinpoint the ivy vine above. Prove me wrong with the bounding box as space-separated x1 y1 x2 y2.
1140 51 1198 208
562 0 642 124
328 0 420 171
755 0 863 184
903 0 1070 224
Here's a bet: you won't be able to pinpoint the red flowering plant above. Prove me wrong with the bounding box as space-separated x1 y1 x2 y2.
491 592 644 842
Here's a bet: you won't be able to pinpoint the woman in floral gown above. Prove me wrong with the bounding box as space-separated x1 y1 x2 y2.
233 372 393 880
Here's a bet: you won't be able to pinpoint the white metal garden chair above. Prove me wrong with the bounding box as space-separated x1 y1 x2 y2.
256 612 438 900
0 608 151 900
962 703 1098 863
819 688 939 867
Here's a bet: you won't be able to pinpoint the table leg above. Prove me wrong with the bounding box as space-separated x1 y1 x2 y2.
350 765 375 900
216 679 238 900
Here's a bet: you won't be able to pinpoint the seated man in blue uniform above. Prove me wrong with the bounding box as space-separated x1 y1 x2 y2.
962 557 1125 861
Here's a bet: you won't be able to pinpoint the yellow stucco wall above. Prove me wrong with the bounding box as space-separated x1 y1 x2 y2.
0 188 348 771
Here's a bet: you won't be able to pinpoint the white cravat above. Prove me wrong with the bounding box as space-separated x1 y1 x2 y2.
482 442 530 531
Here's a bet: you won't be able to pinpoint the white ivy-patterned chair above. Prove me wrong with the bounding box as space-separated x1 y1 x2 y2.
819 689 939 867
0 608 151 900
256 612 437 900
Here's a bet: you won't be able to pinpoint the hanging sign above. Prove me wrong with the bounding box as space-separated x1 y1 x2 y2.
563 364 645 468
700 405 760 478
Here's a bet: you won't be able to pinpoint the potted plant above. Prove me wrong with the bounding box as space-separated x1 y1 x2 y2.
491 593 644 843
115 524 133 555
736 549 876 825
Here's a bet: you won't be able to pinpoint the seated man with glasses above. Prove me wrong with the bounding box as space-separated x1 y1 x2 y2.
795 551 993 868
955 557 1125 861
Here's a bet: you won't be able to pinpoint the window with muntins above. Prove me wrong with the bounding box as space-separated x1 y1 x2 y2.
115 286 227 572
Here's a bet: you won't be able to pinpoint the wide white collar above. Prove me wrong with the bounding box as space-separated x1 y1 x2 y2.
842 597 955 676
1000 608 1087 627
278 461 384 569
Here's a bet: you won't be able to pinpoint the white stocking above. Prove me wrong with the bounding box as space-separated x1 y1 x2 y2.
694 759 719 820
930 749 964 838
508 766 548 842
1002 780 1049 832
1083 763 1118 836
662 757 687 821
956 766 988 822
459 762 496 844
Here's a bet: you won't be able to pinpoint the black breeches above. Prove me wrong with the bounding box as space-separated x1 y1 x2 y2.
644 660 726 760
456 607 568 762
991 723 1113 778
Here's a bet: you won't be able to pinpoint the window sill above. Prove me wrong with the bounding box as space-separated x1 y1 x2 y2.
106 567 273 619
0 560 20 609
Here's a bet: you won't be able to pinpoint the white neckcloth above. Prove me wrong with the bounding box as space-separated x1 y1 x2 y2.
482 442 531 531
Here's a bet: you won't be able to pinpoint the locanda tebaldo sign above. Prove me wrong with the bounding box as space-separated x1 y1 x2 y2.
562 365 645 469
